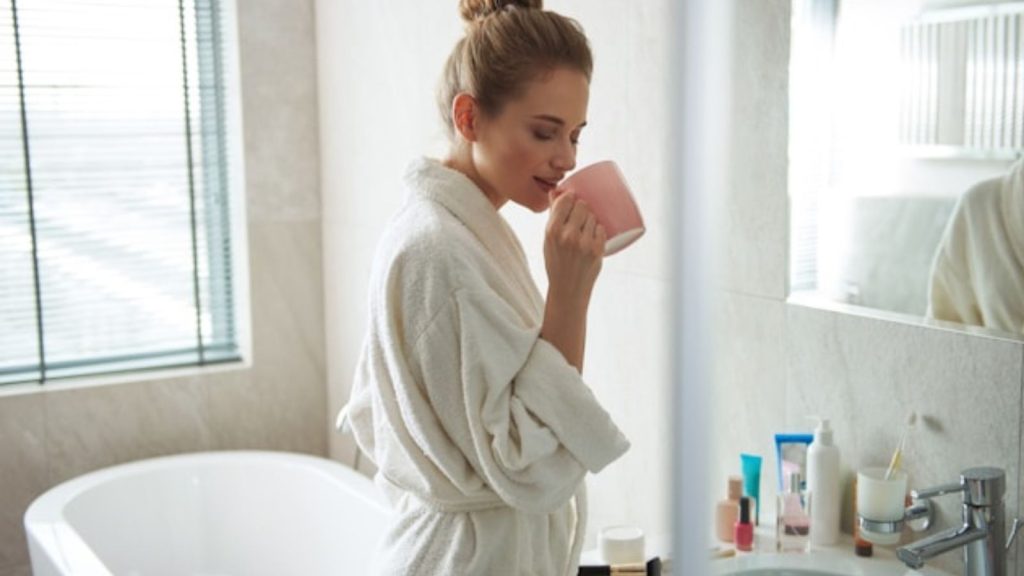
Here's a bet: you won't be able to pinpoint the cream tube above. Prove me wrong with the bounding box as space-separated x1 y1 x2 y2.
740 453 763 526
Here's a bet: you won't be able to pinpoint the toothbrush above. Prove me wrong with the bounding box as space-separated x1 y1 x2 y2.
884 411 917 480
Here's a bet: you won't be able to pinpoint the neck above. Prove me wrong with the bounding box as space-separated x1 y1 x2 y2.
443 148 506 210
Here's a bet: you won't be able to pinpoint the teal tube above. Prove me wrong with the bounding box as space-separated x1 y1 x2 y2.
740 453 763 526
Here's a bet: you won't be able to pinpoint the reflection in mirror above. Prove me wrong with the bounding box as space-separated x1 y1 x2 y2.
788 0 1023 335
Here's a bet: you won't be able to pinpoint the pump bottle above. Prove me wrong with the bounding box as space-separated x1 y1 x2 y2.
807 416 840 545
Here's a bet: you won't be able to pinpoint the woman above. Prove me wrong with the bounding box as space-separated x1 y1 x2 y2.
343 0 630 574
927 159 1024 334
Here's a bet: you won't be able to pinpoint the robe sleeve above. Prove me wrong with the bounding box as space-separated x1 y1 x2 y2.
927 199 983 326
408 287 630 515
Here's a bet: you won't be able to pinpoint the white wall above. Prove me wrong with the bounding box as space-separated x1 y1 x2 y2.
318 1 674 551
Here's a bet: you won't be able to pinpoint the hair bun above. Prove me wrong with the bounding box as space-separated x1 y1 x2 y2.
459 0 542 23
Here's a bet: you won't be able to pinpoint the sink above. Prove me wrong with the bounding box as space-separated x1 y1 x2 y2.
585 532 955 575
718 571 860 576
711 539 955 576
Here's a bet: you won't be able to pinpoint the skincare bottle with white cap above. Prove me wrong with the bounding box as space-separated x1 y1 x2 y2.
807 416 840 545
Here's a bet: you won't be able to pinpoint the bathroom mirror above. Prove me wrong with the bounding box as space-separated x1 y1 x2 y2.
788 0 1023 337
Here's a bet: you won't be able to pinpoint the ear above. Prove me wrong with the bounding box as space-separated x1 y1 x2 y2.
451 92 481 142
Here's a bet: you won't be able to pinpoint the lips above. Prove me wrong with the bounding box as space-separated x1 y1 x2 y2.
533 176 560 193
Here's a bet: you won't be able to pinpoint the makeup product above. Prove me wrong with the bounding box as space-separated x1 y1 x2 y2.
774 433 813 492
777 472 811 553
740 453 763 526
598 526 645 565
710 547 737 560
576 557 662 575
807 416 840 545
715 475 743 542
735 496 754 552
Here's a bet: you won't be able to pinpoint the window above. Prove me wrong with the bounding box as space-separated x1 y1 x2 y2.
1 0 241 385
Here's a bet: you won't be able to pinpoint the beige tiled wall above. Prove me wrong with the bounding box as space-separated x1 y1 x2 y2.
0 397 46 571
714 1 1024 575
786 304 1023 574
711 0 793 524
0 1 325 574
712 291 788 512
718 0 791 301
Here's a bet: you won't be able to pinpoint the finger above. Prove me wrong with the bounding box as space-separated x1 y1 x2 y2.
581 213 597 236
594 224 608 256
565 199 591 230
549 186 569 202
580 214 597 250
548 191 575 225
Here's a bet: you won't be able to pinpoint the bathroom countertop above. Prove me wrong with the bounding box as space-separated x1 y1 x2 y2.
709 526 954 575
580 527 953 575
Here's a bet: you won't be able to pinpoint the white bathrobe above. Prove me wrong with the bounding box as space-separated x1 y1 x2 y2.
928 159 1024 333
345 157 631 575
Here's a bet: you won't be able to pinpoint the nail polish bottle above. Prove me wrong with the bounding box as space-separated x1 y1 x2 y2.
735 496 754 552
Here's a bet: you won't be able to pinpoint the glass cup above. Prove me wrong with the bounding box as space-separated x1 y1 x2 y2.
856 467 908 545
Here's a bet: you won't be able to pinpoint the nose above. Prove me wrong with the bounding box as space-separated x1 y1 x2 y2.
551 138 576 173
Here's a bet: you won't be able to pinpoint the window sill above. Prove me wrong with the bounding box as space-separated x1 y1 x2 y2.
0 358 252 398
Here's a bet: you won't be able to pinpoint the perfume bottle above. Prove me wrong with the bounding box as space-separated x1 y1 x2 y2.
777 471 811 553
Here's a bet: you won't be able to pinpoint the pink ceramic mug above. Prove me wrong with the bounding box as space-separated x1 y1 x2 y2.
560 160 645 256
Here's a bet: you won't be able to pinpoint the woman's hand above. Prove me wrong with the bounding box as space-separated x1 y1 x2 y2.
544 188 606 302
539 188 606 372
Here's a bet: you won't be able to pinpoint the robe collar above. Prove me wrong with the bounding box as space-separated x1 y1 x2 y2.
403 157 542 309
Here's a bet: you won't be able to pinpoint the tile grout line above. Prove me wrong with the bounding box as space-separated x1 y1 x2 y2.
42 389 52 489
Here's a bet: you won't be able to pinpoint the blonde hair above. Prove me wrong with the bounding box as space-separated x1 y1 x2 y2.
439 0 592 140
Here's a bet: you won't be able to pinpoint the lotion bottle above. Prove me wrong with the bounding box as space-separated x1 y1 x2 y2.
715 475 743 542
807 416 840 545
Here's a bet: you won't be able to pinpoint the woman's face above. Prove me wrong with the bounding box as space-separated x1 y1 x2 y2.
471 67 590 212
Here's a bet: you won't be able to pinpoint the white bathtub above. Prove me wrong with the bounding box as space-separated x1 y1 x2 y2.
24 451 391 576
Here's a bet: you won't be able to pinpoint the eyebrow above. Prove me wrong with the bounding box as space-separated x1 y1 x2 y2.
532 114 588 129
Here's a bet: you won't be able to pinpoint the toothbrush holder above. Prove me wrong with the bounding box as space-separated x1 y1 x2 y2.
856 467 934 545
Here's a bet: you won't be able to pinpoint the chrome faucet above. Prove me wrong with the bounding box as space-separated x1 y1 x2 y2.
896 467 1021 576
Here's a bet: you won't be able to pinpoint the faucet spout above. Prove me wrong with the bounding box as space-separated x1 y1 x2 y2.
897 524 988 570
897 468 1008 575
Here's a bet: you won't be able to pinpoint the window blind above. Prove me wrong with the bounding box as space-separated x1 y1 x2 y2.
0 0 239 385
899 4 1024 152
